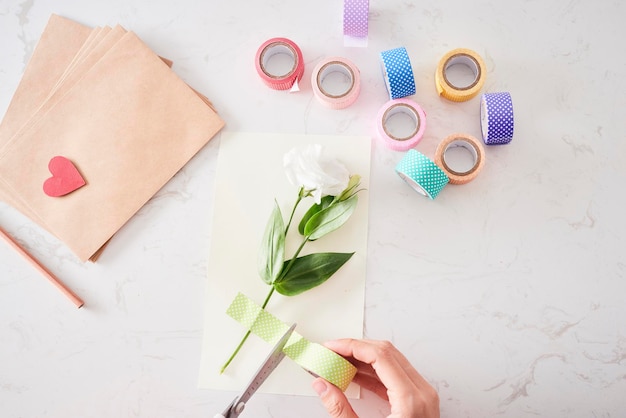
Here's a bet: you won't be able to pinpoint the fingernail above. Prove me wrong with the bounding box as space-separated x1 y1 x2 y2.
313 379 327 396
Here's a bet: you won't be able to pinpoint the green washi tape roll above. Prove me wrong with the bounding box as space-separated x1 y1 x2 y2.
395 149 449 199
226 292 357 392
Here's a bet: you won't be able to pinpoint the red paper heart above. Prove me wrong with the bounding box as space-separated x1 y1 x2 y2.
43 156 86 197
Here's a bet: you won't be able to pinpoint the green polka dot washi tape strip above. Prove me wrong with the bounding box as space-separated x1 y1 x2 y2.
395 149 449 199
226 292 357 392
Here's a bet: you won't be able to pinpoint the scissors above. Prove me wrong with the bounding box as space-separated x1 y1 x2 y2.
215 323 297 418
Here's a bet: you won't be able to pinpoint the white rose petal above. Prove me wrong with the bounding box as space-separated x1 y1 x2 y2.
283 144 350 204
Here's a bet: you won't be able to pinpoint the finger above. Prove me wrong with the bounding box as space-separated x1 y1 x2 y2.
350 357 377 378
328 339 432 391
374 342 433 388
352 373 389 401
323 342 378 379
325 339 415 392
312 377 358 418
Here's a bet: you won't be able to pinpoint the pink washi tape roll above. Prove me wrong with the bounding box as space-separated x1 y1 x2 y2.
311 57 361 109
376 98 427 151
255 37 304 91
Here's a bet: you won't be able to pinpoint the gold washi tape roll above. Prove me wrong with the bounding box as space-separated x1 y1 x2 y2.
435 48 486 102
434 133 485 184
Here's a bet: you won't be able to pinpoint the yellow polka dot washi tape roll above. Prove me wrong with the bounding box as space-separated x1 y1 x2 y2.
434 133 485 185
226 292 357 392
435 48 486 102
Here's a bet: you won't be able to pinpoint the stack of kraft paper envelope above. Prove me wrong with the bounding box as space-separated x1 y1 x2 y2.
0 14 224 262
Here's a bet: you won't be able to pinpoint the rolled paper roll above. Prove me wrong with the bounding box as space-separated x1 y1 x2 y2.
311 57 361 109
434 133 485 185
255 37 304 91
376 98 426 151
435 48 486 102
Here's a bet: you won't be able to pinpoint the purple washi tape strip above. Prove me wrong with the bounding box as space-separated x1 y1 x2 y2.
480 92 514 145
343 0 369 47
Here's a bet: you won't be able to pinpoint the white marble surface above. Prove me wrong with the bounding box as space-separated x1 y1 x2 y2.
1 0 625 417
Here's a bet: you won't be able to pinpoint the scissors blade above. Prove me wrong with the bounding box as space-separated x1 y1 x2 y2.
237 323 296 407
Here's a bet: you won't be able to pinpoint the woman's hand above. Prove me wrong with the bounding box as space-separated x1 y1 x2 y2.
312 339 439 418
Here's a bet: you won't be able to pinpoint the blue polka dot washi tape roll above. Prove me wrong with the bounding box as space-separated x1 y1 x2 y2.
380 47 416 100
395 150 449 199
480 92 514 145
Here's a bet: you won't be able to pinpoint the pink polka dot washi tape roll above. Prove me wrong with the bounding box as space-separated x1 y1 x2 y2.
311 57 361 109
343 0 369 47
376 98 427 151
480 92 514 145
255 37 304 91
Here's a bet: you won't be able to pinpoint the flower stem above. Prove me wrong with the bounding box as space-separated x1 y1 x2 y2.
274 235 310 284
219 286 276 374
284 188 304 234
220 189 308 374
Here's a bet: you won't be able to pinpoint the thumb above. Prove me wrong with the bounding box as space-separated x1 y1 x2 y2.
312 378 357 418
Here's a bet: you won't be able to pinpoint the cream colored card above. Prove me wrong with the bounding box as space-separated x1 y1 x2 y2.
198 132 371 398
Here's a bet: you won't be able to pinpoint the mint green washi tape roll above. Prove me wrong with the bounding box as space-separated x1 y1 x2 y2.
395 149 449 199
226 292 357 392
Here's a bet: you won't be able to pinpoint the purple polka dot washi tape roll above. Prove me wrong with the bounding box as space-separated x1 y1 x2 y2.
480 92 514 145
343 0 369 47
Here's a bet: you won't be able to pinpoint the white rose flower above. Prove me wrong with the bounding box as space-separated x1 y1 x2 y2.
283 144 350 204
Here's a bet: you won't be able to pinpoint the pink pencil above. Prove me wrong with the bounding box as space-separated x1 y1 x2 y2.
0 226 84 308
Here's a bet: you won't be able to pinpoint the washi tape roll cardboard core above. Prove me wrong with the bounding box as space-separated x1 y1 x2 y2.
380 47 416 100
311 57 361 109
480 92 514 145
395 149 449 199
255 37 304 91
435 48 486 102
434 133 485 184
376 98 426 151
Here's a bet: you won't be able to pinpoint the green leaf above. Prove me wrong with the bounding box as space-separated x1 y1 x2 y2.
257 201 285 284
303 195 358 240
298 195 334 235
337 175 361 201
273 252 355 296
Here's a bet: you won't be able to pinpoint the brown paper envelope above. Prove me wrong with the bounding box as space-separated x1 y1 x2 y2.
0 15 213 261
51 26 109 92
0 15 92 214
24 26 127 136
0 31 225 261
0 15 92 147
